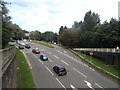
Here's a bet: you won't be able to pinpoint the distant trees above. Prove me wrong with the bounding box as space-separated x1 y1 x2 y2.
30 30 41 40
59 10 120 48
30 31 59 43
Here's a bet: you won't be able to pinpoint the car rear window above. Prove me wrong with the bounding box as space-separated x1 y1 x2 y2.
58 65 65 69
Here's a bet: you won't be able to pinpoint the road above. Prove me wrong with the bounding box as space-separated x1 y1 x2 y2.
20 41 119 90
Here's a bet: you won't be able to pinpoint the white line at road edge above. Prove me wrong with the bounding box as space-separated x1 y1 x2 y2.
61 60 69 65
73 68 87 78
20 50 32 69
46 67 54 76
56 78 66 89
95 83 103 88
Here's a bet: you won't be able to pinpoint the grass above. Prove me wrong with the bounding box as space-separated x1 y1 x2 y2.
16 48 36 88
31 40 54 48
69 49 120 80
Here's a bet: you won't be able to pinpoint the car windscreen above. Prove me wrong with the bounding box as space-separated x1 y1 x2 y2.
35 49 39 51
43 55 47 57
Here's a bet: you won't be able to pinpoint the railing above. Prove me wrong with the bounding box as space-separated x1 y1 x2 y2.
0 46 16 74
73 48 120 53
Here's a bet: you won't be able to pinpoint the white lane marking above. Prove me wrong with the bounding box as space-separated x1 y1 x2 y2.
73 68 87 78
70 84 78 90
56 78 66 89
49 58 53 62
53 55 59 59
61 60 69 65
56 50 62 53
33 54 44 65
90 67 95 71
64 51 67 53
56 49 95 72
95 83 103 88
84 80 95 90
63 54 95 72
46 67 54 76
21 50 32 69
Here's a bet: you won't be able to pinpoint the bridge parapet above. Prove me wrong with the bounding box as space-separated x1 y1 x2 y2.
0 46 16 74
73 48 120 53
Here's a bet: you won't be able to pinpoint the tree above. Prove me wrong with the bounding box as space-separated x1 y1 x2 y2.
1 1 12 48
52 33 59 43
60 29 78 48
59 26 67 35
30 30 41 40
81 10 100 33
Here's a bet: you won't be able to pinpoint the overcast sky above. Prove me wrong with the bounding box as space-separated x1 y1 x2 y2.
5 0 120 33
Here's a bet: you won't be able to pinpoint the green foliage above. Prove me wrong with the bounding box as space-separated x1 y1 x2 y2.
1 1 26 48
16 48 36 88
59 26 67 35
32 40 54 48
60 29 79 48
30 30 41 40
59 10 119 48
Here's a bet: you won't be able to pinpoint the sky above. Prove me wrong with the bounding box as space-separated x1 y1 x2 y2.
5 0 120 33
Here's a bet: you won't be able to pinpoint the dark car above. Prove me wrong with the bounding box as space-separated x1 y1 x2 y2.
19 46 24 49
40 54 48 61
53 65 67 76
25 44 31 49
32 48 40 54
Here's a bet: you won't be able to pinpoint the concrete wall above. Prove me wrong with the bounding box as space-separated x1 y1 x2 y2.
0 46 17 88
2 55 17 88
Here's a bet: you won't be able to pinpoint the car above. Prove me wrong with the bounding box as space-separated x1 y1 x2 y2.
32 48 40 54
19 46 24 49
40 54 48 61
20 43 26 46
53 65 67 76
25 44 31 49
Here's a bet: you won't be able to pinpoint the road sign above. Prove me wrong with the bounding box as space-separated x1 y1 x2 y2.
90 52 93 56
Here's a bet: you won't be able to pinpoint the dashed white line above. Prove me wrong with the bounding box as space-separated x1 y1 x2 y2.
62 53 95 72
56 78 66 89
61 60 69 65
95 83 103 88
46 67 54 76
56 50 62 53
33 54 44 65
53 55 59 59
73 68 87 78
49 58 53 62
38 59 44 65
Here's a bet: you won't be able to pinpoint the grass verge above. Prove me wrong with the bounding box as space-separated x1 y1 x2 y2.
16 48 36 88
31 40 54 48
69 48 120 81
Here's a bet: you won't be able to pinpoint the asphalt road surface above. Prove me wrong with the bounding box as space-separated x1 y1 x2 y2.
19 41 119 90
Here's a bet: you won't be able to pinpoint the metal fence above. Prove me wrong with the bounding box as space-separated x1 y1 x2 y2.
73 48 120 53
